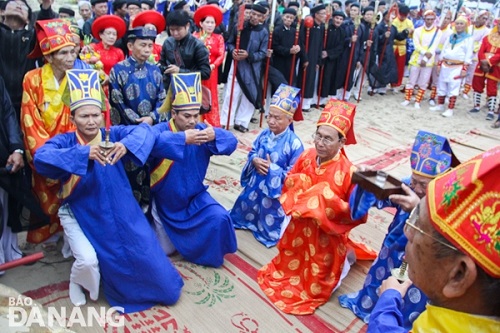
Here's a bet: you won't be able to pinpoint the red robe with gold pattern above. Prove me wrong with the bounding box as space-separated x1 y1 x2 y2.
21 65 76 243
257 148 367 315
474 29 500 82
192 31 225 127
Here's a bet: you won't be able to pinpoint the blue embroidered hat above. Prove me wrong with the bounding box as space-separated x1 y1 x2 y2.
270 84 301 116
65 69 104 112
410 130 458 177
170 72 202 112
127 26 158 40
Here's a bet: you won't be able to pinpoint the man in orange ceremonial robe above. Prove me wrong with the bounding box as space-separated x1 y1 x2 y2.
21 19 77 243
257 99 367 315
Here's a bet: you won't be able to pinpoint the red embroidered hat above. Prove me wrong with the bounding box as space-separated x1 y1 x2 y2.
132 10 166 32
426 146 500 278
316 98 357 145
193 4 223 28
28 19 76 59
91 15 127 41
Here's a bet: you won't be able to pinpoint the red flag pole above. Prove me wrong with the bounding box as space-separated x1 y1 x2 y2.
226 5 246 130
316 8 331 107
289 19 301 85
298 16 314 114
342 16 360 101
357 1 379 103
0 252 44 271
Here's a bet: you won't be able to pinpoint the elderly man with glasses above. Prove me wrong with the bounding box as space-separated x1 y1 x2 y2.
339 130 459 330
368 146 500 332
258 99 367 315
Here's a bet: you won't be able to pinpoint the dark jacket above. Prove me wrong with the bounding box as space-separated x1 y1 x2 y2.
159 33 211 89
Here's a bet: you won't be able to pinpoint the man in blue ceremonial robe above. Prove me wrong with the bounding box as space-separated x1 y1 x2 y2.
338 130 458 330
33 69 183 312
230 84 304 247
109 23 167 210
150 72 238 268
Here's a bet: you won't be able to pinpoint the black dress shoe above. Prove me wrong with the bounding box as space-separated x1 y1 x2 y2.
233 124 241 131
311 104 318 108
319 104 325 108
237 125 249 133
302 108 311 113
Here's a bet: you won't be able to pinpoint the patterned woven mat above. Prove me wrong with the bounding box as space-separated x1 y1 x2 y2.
17 107 498 332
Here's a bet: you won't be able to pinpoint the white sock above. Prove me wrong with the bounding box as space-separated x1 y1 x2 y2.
69 282 86 306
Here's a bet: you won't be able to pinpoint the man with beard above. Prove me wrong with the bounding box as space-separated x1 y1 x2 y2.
220 4 268 132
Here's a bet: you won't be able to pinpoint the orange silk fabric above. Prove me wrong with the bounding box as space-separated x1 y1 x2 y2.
21 66 76 243
258 148 367 315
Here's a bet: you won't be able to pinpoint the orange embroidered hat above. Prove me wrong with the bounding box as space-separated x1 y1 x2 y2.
91 15 127 41
426 146 500 278
132 10 166 32
316 98 357 145
194 4 223 28
28 19 76 59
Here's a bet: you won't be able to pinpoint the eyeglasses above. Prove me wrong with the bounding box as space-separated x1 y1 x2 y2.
312 133 340 146
404 208 458 251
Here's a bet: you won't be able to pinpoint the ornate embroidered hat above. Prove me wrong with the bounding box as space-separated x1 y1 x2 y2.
28 19 76 59
316 99 357 145
426 146 500 278
91 15 127 41
132 10 166 32
410 130 459 178
170 72 202 112
64 69 104 112
194 4 223 27
270 84 300 116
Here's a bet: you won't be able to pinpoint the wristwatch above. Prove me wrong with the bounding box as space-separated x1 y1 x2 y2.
14 149 24 155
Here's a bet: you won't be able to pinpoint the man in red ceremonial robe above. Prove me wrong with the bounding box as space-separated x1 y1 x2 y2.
257 99 368 315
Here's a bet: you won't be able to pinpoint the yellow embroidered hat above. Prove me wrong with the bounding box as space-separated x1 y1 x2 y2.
64 69 104 112
28 19 76 58
316 98 357 145
171 72 202 112
426 146 500 278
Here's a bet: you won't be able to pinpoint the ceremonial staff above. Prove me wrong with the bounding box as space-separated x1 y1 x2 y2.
289 9 302 85
357 1 379 103
100 99 114 150
342 16 360 100
260 0 278 127
298 16 314 115
316 5 331 107
226 5 246 130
